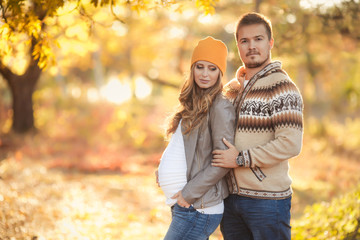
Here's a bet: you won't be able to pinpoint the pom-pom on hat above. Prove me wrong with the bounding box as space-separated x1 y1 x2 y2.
191 36 228 75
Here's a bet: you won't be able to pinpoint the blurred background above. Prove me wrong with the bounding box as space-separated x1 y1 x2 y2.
0 0 359 239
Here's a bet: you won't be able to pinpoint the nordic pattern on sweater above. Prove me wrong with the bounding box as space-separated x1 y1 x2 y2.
223 61 304 200
238 80 303 132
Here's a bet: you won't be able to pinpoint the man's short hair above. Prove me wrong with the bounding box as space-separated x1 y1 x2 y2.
235 12 273 41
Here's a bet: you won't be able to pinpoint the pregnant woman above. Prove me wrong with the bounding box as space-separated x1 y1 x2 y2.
157 36 236 240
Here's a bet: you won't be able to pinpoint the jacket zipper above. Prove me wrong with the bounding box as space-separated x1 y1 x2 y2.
196 149 204 209
215 184 218 198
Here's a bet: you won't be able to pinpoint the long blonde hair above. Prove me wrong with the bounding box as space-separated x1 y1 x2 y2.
166 64 223 137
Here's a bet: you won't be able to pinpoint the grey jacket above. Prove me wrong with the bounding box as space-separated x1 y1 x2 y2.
181 93 236 209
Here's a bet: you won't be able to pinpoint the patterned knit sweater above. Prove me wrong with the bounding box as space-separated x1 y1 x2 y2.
223 61 303 199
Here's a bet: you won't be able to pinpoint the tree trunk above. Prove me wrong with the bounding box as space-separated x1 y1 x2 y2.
0 59 41 133
0 2 47 134
254 0 262 12
11 74 40 133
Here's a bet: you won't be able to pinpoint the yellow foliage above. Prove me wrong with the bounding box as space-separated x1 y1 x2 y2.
196 0 219 15
292 185 360 239
32 36 56 69
26 14 42 39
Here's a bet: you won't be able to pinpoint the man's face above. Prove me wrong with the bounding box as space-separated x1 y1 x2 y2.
237 23 274 69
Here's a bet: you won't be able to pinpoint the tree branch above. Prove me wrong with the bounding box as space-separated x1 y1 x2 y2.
0 1 8 23
148 77 180 89
0 60 17 84
0 1 16 31
33 0 48 21
24 36 42 85
110 0 125 24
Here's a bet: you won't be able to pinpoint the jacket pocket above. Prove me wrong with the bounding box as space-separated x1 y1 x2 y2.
250 166 266 182
214 184 219 198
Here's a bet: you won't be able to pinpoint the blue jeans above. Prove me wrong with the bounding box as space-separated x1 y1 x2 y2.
220 194 291 240
164 203 223 240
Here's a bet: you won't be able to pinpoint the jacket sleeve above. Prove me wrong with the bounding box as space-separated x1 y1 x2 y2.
240 80 304 169
181 96 236 204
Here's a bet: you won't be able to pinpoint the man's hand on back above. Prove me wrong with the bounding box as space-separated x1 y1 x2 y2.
212 138 239 168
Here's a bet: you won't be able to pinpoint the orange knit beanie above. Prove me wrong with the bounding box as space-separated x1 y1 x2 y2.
191 36 228 75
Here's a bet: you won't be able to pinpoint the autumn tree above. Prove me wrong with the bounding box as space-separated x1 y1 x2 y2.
0 0 218 133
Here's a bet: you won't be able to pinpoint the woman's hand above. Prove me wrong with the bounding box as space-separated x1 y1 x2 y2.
172 191 191 208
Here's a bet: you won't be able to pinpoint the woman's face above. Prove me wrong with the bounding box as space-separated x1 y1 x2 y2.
194 61 220 89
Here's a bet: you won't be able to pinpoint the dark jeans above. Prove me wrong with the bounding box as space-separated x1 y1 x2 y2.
164 203 223 240
220 194 291 240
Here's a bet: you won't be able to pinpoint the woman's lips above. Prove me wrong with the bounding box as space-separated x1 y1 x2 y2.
199 79 209 84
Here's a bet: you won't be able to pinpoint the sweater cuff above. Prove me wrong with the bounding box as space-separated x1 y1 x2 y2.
241 149 252 168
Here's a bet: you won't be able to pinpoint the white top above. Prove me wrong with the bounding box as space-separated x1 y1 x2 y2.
158 122 187 206
158 121 223 214
244 79 249 87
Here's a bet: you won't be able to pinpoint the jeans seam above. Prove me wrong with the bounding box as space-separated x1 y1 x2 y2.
276 198 280 239
202 213 210 236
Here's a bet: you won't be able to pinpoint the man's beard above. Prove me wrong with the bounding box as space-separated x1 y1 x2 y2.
244 54 270 69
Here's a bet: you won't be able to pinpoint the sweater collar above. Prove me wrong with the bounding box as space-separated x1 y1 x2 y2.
236 61 282 84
